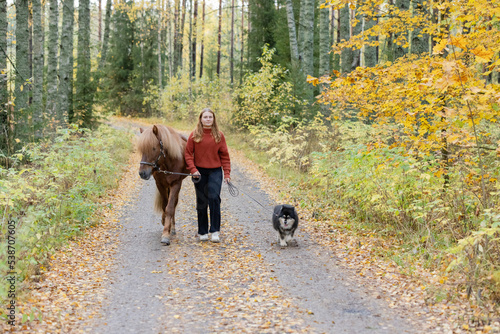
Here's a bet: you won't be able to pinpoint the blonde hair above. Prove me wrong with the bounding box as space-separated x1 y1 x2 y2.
193 108 222 143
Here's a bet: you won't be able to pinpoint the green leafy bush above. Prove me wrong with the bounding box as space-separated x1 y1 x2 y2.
307 120 500 301
248 114 329 171
0 124 133 302
234 45 306 128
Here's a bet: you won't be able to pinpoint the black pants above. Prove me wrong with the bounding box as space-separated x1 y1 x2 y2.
194 167 222 235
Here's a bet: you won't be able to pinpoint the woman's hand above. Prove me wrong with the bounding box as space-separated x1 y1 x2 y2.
224 177 231 184
193 171 201 178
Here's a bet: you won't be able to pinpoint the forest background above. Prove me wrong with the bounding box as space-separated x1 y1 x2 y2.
1 0 500 325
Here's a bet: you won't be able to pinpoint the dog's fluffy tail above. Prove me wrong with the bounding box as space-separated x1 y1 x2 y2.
154 189 164 214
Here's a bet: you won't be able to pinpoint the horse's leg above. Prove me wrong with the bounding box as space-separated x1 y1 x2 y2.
170 181 182 235
161 182 181 245
161 188 170 226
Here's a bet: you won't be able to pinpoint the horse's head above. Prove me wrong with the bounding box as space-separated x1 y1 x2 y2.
137 125 163 180
137 125 185 180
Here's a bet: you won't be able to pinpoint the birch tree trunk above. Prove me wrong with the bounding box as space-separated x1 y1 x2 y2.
239 0 244 84
15 0 30 115
216 0 222 76
298 0 314 76
0 0 7 108
158 0 163 88
98 0 102 42
191 0 197 80
173 0 180 74
76 0 93 127
166 0 173 78
99 0 112 71
0 0 8 151
179 0 187 71
230 0 234 84
285 0 299 67
331 9 340 71
319 4 329 76
32 0 44 129
58 0 74 126
45 0 59 125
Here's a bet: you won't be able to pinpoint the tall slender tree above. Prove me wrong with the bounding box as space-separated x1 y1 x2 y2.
15 0 30 121
99 0 112 71
58 0 74 125
239 0 245 84
230 0 235 83
158 0 163 88
102 4 134 114
339 4 353 73
191 0 198 79
32 0 44 132
0 0 7 153
199 0 205 78
98 0 102 42
45 0 59 126
75 0 94 127
166 0 173 78
173 0 181 74
319 4 329 76
285 0 299 67
179 0 187 71
248 0 275 72
216 0 222 75
298 0 315 76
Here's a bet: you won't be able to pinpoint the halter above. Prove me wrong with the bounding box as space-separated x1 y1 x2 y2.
139 139 201 183
139 140 166 171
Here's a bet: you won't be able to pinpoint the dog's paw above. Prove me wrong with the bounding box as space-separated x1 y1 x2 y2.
279 239 288 247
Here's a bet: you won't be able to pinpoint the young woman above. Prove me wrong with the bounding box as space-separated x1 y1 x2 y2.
184 108 231 242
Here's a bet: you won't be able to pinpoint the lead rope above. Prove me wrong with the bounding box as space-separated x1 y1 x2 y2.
226 181 278 218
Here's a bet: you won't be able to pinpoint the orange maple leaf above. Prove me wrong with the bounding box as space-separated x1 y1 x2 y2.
470 45 494 63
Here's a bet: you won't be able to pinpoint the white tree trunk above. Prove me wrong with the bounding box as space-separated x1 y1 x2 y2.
285 0 299 67
298 0 314 76
45 0 59 124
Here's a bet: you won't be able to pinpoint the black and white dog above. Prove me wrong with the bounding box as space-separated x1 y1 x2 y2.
272 204 299 247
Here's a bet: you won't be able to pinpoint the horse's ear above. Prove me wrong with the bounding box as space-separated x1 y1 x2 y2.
152 125 159 136
139 127 144 133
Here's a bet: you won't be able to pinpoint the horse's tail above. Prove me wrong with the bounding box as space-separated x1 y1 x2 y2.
154 189 164 214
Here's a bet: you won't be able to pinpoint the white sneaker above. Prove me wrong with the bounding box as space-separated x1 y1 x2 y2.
211 232 220 243
199 234 209 241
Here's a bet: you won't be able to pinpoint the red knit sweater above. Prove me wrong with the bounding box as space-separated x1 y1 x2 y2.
184 128 231 178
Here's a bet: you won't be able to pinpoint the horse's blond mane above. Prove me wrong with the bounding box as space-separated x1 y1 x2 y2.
137 125 184 160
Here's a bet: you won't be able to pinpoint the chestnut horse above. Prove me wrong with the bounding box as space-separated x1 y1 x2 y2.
137 125 189 245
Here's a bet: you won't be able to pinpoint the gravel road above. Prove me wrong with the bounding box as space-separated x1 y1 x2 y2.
86 127 419 333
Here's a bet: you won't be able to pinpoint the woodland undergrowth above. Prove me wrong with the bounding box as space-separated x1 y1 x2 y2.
0 125 133 306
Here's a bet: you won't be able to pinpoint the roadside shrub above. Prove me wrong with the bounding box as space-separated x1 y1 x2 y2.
307 120 500 302
248 114 329 171
234 45 307 128
0 124 133 302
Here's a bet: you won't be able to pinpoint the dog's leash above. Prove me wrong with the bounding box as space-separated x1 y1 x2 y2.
226 181 279 218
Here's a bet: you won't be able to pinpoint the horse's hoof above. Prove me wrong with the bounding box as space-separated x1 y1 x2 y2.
161 237 171 245
171 229 176 235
